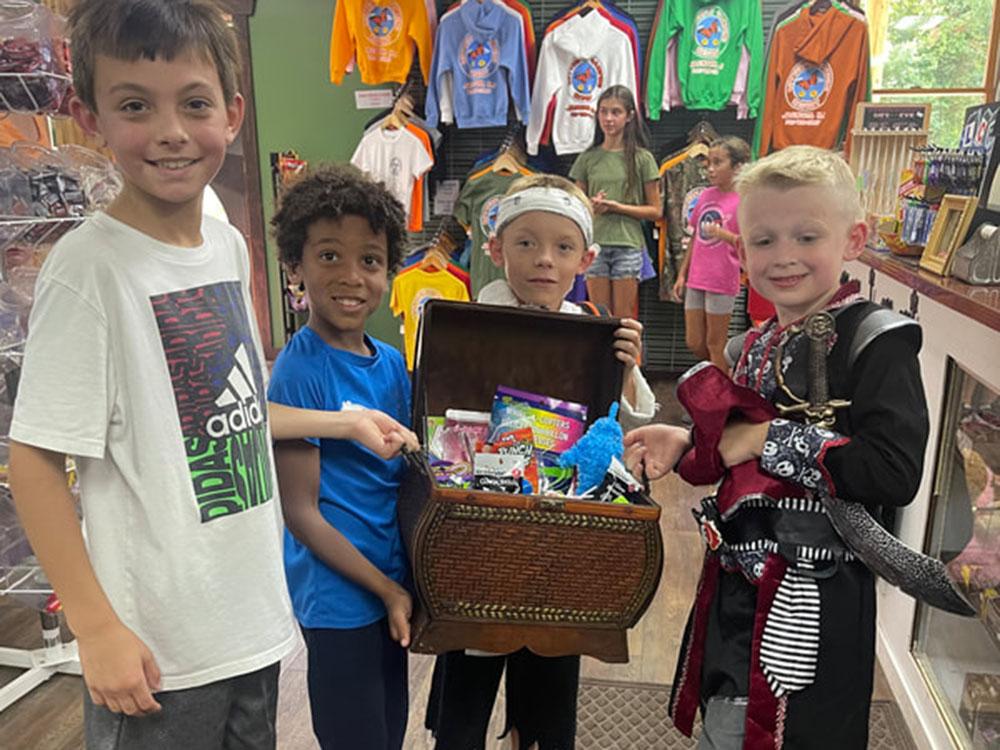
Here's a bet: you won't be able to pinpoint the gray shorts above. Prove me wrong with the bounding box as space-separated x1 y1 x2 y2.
698 696 748 750
83 662 280 750
587 244 643 280
684 287 736 315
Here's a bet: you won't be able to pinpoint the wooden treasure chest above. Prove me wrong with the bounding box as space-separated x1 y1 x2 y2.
397 300 663 663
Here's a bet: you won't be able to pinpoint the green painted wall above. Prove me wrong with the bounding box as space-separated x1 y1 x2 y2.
249 1 403 352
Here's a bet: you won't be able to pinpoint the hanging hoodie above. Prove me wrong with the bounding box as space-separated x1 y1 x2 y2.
425 0 530 129
756 3 870 156
646 0 763 120
329 0 433 85
526 11 636 156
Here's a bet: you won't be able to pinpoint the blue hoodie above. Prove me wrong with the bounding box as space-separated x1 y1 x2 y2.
425 0 530 129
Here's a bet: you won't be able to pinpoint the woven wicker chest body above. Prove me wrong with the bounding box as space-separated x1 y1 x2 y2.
397 301 664 664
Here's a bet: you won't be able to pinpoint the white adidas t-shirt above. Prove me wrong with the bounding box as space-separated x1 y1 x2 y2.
10 213 296 690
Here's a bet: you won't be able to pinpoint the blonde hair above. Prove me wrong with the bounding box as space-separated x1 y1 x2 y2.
735 146 862 221
504 173 593 213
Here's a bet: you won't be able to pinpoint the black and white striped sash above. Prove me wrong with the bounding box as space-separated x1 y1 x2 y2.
760 560 820 697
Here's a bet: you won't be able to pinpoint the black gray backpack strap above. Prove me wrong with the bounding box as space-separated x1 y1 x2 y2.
846 306 921 370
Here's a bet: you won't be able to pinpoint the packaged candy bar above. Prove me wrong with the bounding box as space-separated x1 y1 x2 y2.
473 452 529 494
490 427 539 494
429 459 472 490
587 457 645 505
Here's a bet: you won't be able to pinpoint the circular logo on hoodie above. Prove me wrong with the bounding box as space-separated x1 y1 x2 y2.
460 35 500 79
693 7 730 59
785 62 834 112
568 58 603 96
365 2 402 45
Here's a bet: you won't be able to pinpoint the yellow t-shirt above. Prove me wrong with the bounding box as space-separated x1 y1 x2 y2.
390 265 470 369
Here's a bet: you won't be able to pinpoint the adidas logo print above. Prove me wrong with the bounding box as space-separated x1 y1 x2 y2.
205 344 264 439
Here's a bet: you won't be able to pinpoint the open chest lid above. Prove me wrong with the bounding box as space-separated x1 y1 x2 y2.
412 300 624 442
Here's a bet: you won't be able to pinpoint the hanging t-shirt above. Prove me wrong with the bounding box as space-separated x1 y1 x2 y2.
569 147 659 249
10 213 296 690
351 127 434 222
686 186 742 296
453 170 523 295
390 265 470 369
329 0 433 85
267 326 410 629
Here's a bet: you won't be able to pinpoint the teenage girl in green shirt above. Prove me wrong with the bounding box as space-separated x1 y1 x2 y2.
570 85 662 317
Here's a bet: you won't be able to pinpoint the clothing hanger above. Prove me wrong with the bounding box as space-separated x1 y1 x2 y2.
687 120 719 145
382 91 414 131
490 125 526 174
687 142 709 158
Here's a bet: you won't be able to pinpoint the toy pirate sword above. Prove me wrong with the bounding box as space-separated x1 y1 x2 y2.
794 312 975 617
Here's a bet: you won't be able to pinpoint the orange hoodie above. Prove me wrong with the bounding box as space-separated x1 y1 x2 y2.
330 0 432 85
757 5 869 156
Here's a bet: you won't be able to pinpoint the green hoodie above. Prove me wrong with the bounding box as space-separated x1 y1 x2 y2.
647 0 763 119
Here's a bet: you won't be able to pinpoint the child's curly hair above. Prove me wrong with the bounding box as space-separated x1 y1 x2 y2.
271 164 407 272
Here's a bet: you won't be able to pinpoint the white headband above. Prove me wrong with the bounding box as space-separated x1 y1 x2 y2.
494 186 594 248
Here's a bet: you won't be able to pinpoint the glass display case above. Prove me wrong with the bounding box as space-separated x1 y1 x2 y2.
914 358 1000 749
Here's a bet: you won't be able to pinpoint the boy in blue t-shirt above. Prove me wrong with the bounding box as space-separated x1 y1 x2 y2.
267 165 413 749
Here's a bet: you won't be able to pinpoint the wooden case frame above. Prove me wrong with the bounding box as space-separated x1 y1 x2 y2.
397 300 664 663
920 195 978 276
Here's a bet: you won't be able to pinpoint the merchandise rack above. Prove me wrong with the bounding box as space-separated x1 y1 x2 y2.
0 485 81 713
0 192 85 711
0 70 71 115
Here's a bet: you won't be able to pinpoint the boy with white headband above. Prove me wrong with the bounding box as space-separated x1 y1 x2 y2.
479 173 656 429
426 174 657 749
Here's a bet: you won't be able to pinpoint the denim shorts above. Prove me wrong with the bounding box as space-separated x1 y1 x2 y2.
587 244 644 280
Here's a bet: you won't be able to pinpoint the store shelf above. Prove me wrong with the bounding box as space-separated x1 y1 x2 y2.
0 215 82 250
860 248 1000 332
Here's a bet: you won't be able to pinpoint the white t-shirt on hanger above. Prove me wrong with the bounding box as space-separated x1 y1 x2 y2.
351 127 433 219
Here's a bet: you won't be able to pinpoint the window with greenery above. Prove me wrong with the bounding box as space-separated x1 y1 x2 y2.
865 0 999 144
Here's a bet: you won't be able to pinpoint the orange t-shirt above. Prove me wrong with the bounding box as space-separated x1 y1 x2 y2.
757 6 869 155
330 0 432 85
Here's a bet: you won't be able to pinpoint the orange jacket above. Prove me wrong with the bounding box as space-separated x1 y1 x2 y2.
757 5 869 155
330 0 432 85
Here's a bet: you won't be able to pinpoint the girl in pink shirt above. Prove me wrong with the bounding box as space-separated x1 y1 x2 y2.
673 136 750 372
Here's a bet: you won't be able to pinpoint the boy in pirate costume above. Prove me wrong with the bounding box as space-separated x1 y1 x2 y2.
625 146 947 748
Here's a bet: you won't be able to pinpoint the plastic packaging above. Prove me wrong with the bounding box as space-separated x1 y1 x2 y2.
0 1 70 114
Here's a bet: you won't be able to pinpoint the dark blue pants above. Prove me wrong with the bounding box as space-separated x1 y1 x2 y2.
301 618 408 750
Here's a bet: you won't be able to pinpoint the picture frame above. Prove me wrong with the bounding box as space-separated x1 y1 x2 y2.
920 195 978 276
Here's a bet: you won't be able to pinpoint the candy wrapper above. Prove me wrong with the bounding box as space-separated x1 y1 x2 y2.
473 452 530 494
490 386 587 455
586 457 645 505
474 427 538 494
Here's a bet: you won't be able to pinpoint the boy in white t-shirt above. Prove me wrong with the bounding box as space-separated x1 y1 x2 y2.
7 2 414 748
